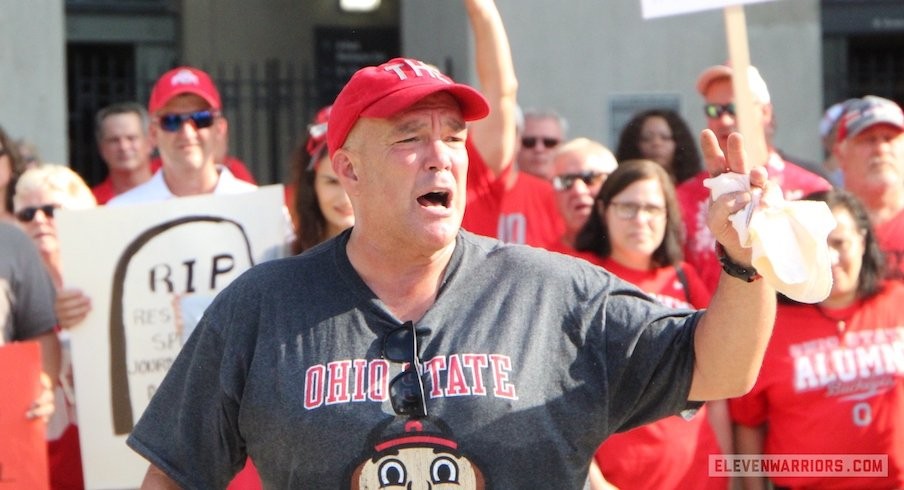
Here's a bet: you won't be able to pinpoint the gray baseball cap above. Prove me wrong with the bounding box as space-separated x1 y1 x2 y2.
837 95 904 141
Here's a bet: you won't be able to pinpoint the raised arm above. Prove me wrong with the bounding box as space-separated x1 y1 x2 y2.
464 0 519 176
688 130 776 401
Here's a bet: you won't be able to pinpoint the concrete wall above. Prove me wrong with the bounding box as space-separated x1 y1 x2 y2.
403 0 823 163
0 0 67 165
181 0 400 66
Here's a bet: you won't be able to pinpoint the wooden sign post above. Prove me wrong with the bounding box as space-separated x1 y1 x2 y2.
724 5 768 167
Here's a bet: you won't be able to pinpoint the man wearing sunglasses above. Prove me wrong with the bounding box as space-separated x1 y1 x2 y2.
517 108 568 180
128 47 779 487
677 63 832 293
107 66 257 205
547 137 617 253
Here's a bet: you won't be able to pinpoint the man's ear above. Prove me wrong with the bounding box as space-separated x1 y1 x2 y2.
332 149 360 190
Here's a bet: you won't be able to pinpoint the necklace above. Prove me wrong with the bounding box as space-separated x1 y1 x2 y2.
814 301 861 336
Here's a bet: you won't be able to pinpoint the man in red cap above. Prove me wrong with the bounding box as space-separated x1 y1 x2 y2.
834 95 904 279
108 66 257 204
124 46 779 487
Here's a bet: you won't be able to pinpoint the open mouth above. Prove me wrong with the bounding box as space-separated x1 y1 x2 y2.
417 191 451 208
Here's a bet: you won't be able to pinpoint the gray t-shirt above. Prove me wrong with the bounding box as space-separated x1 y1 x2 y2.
0 223 57 344
128 230 702 489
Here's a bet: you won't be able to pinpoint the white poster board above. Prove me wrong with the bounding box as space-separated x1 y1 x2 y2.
641 0 779 19
57 186 287 489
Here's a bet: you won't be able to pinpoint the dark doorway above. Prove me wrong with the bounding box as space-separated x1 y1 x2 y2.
67 42 137 187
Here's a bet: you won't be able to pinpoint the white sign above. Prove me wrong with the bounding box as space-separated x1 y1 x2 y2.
57 186 287 489
641 0 780 19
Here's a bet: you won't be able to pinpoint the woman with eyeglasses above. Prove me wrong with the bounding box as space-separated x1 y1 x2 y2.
730 189 904 490
13 162 96 490
615 109 702 185
574 159 728 490
287 105 355 254
0 125 26 222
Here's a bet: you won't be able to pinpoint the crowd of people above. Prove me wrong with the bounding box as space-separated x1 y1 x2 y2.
2 0 902 488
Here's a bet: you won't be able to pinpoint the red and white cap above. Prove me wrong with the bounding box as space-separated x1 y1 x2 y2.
836 96 904 141
148 66 222 114
327 57 489 158
696 63 771 104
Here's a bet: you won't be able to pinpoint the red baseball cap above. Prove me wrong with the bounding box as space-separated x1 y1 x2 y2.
836 96 904 142
327 58 490 158
148 66 222 114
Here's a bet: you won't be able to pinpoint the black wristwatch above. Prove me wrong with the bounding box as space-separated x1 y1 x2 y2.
715 243 762 283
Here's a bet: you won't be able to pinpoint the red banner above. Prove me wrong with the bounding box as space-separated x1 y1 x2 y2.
0 341 49 490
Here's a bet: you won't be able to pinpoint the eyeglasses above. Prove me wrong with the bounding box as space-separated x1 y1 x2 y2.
157 110 219 132
704 103 735 119
521 136 560 149
382 321 427 418
552 171 606 191
608 201 666 220
15 204 58 223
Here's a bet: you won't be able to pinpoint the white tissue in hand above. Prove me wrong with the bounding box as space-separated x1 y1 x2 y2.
703 173 836 303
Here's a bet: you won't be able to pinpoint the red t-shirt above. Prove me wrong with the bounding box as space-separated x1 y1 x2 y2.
730 281 904 489
875 207 904 281
587 258 723 490
461 141 563 247
678 153 832 292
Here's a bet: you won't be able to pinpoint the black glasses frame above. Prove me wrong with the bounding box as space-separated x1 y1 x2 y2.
382 321 428 418
703 103 736 119
157 110 219 133
521 136 560 149
15 204 58 223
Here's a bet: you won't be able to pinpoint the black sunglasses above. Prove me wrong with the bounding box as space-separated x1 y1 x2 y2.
552 171 606 191
382 321 427 418
704 103 736 119
16 204 58 223
521 136 559 149
157 110 218 133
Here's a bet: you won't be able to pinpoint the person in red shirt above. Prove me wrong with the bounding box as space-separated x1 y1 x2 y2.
678 63 832 292
573 159 728 490
91 102 155 204
730 189 903 489
833 96 904 281
458 0 563 247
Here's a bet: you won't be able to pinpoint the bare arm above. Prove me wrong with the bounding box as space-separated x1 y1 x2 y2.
735 423 768 490
140 464 181 490
464 0 518 177
689 131 776 401
705 399 734 454
33 330 61 388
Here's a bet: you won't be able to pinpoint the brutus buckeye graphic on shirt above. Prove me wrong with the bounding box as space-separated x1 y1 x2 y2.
348 417 487 489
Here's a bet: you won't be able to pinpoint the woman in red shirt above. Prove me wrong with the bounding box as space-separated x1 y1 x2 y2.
574 159 728 490
730 189 903 490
